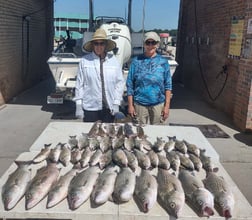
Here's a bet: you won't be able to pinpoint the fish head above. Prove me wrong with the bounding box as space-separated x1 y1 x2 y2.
135 192 150 213
2 184 24 210
214 192 234 218
25 190 41 210
68 189 83 210
136 191 153 213
192 188 215 217
165 192 185 218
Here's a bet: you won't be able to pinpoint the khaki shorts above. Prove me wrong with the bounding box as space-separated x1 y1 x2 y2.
134 102 168 125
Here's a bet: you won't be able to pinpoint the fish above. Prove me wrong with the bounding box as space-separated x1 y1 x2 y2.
166 151 180 172
2 161 32 210
152 137 166 152
175 139 187 154
99 149 113 170
178 169 214 217
59 144 71 167
147 150 159 168
157 153 170 170
48 143 62 163
177 152 195 171
203 169 235 219
111 136 124 149
47 168 78 208
164 136 176 153
79 147 94 168
68 166 100 210
32 144 51 163
135 138 152 152
91 165 119 205
134 169 157 213
97 135 111 153
88 120 102 138
112 148 128 167
25 162 60 210
157 169 185 218
189 153 203 171
97 123 107 137
123 149 138 172
116 124 124 138
70 146 82 164
104 123 117 137
124 136 136 151
68 135 78 148
134 149 151 170
200 149 213 172
88 137 99 151
113 167 136 203
78 133 89 149
89 149 103 166
184 140 200 157
124 123 136 138
136 125 146 139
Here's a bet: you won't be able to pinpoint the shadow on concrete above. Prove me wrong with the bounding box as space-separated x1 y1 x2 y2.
9 76 76 120
171 82 236 129
233 132 252 147
7 76 252 143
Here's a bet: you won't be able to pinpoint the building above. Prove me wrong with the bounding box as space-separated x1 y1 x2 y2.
0 0 54 105
176 0 252 131
54 13 89 40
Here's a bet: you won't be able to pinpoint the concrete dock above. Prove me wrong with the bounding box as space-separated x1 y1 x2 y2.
0 76 251 218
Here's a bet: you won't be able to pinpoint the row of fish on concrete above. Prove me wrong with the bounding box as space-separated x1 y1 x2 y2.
1 121 235 219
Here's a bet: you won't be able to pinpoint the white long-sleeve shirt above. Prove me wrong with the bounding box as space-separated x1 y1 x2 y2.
75 52 125 112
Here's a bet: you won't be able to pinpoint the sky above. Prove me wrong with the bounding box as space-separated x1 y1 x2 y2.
54 0 180 31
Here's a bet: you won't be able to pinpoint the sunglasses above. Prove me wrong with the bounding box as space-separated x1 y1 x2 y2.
145 40 157 46
93 41 106 46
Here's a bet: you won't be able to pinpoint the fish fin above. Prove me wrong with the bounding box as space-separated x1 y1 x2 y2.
45 143 52 148
14 160 33 167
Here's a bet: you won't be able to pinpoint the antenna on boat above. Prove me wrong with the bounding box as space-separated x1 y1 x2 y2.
128 0 132 32
142 0 146 50
89 0 94 31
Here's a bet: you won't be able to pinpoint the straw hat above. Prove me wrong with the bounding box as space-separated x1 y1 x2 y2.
83 28 116 52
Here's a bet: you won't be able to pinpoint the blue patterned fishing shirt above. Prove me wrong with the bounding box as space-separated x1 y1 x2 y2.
126 53 172 106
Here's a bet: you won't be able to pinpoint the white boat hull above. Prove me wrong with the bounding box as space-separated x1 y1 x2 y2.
47 55 80 91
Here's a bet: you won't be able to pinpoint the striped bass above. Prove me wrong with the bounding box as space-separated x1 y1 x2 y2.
134 169 157 213
68 166 100 210
157 169 185 218
47 168 78 208
2 161 32 210
25 162 60 210
178 169 214 217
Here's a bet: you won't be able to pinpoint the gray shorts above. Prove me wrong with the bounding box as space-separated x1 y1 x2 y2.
134 102 168 125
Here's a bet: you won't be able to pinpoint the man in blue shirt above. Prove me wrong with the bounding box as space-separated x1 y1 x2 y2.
126 31 172 124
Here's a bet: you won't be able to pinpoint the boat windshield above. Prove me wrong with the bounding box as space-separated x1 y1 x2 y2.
94 16 126 29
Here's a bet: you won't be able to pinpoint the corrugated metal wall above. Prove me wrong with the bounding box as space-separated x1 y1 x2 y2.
0 0 54 105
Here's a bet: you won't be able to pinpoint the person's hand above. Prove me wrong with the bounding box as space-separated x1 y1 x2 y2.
128 104 136 118
75 103 84 119
161 106 169 121
111 104 119 115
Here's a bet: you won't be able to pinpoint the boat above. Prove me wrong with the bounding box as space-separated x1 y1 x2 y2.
47 0 178 104
47 15 132 104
